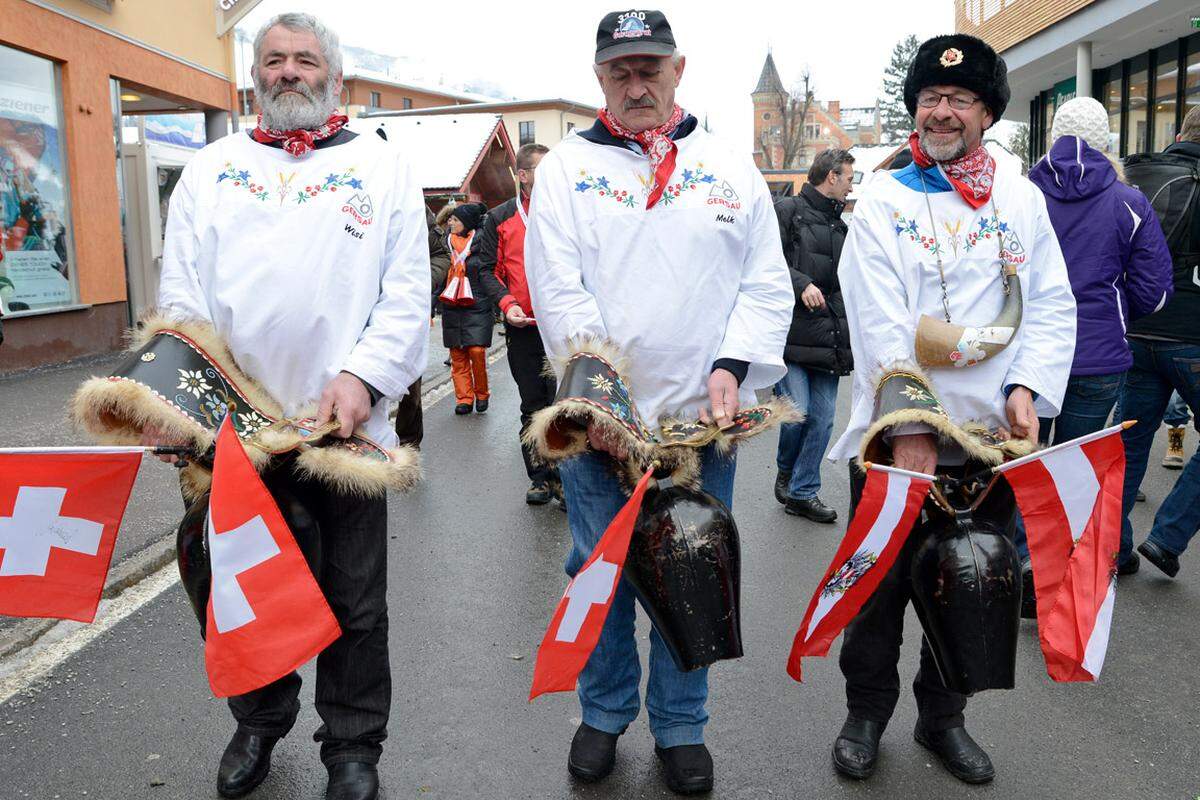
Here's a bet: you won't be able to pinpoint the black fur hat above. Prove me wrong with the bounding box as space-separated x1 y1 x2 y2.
903 34 1009 122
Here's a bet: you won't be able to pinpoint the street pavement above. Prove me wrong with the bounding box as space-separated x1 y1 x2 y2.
0 367 1198 799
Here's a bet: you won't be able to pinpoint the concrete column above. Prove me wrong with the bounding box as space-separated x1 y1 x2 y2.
204 110 231 143
1076 41 1093 99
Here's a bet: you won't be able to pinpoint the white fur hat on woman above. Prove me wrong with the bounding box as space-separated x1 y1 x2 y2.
1051 97 1112 151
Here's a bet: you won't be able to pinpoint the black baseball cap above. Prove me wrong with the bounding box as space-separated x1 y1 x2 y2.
595 10 676 64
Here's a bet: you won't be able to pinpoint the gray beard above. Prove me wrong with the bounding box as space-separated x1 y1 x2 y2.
919 130 969 163
255 74 337 131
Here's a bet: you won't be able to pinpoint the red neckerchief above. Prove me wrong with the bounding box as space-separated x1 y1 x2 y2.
598 104 686 209
251 113 349 158
908 130 996 209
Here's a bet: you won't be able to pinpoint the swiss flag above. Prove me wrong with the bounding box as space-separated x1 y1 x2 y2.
204 417 340 698
787 464 932 681
0 449 142 622
530 468 653 700
998 424 1125 682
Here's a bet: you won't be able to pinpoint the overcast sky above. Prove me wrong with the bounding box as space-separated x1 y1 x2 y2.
238 0 955 147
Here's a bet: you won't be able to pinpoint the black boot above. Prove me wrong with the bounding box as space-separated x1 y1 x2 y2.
325 762 379 800
655 743 713 795
913 723 994 784
774 470 791 505
1138 540 1181 578
785 496 838 523
216 730 278 798
526 481 551 505
568 723 619 783
831 716 883 780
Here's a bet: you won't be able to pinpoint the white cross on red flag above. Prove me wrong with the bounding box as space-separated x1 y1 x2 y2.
997 424 1126 682
0 449 142 622
204 416 340 698
530 468 653 700
787 464 933 681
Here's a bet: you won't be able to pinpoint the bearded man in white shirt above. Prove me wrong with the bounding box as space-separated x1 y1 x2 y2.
524 9 793 796
151 13 429 800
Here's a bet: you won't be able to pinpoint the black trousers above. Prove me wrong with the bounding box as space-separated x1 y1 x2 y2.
226 466 390 766
505 324 558 484
838 460 1016 732
393 377 423 448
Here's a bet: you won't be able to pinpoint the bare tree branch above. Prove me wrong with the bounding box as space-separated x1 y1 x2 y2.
758 69 816 170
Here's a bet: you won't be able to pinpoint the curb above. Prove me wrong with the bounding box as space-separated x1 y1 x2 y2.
0 340 508 662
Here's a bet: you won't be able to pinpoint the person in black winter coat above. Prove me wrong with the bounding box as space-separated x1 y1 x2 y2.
772 148 855 523
443 202 495 414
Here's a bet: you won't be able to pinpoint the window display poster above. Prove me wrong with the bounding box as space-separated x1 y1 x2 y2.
0 76 73 313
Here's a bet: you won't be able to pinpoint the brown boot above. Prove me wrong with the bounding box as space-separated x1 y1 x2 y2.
1163 427 1186 469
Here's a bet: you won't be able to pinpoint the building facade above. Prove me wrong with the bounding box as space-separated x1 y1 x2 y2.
957 0 1200 161
0 0 242 373
362 99 598 149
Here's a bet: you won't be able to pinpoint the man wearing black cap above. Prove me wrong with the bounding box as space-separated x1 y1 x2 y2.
826 34 1075 784
524 9 792 796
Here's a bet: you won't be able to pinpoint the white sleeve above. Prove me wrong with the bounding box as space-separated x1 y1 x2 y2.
840 196 917 375
340 156 431 399
713 171 792 390
157 163 210 321
1004 190 1076 416
525 151 608 362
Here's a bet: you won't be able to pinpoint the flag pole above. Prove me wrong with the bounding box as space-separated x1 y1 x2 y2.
992 421 1135 474
862 461 938 482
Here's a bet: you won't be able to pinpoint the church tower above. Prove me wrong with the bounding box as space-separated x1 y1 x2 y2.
752 51 785 169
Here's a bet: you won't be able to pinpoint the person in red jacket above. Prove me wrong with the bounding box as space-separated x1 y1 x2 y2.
477 142 559 505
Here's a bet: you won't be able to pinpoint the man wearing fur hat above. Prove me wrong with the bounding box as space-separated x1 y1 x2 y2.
524 8 792 795
153 12 429 800
826 34 1076 784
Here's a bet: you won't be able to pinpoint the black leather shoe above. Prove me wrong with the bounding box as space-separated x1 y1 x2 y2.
325 762 379 800
568 723 619 783
774 470 791 505
475 398 489 413
913 723 994 784
832 716 883 780
1117 553 1141 576
1020 561 1037 619
217 730 277 798
1136 489 1147 503
655 743 713 795
454 403 472 415
1138 540 1181 578
785 496 838 523
526 482 551 505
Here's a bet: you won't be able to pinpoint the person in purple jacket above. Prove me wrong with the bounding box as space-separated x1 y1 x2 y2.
1019 97 1174 592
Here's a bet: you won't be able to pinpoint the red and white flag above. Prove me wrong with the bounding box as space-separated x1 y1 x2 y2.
204 417 340 698
530 468 653 700
0 448 142 622
997 424 1126 682
787 464 933 681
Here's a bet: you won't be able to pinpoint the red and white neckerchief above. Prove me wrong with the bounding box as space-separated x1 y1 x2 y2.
251 113 349 158
908 130 996 209
598 104 686 209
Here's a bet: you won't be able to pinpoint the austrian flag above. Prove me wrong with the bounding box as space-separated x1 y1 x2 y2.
997 424 1127 682
787 464 933 681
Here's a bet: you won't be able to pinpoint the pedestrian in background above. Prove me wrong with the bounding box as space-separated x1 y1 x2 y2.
771 148 855 523
477 142 561 506
441 201 493 415
1022 96 1173 590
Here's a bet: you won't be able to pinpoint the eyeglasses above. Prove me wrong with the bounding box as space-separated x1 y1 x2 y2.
916 91 981 111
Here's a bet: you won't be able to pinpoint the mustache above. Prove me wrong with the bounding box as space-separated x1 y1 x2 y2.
269 79 317 101
623 96 657 111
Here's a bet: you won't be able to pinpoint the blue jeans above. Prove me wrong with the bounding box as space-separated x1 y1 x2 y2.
1117 339 1200 562
1015 372 1125 560
1164 391 1191 428
558 446 736 747
773 364 840 500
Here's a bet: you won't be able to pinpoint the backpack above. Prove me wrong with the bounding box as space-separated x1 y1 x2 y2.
1124 152 1200 254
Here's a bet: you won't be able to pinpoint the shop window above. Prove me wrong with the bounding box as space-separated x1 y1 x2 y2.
1154 52 1179 149
1102 76 1121 152
1127 67 1149 156
1043 94 1057 156
0 45 77 314
519 120 535 145
1185 49 1200 129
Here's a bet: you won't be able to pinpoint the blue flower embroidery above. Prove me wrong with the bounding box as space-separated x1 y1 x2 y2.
596 176 610 189
681 169 694 182
325 173 340 184
699 174 716 183
575 181 591 193
237 170 250 182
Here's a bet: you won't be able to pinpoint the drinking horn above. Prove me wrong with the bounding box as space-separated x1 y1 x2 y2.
909 476 1022 695
914 263 1022 369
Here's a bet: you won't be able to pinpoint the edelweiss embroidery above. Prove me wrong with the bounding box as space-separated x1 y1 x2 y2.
216 163 270 201
574 170 637 207
295 168 364 204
